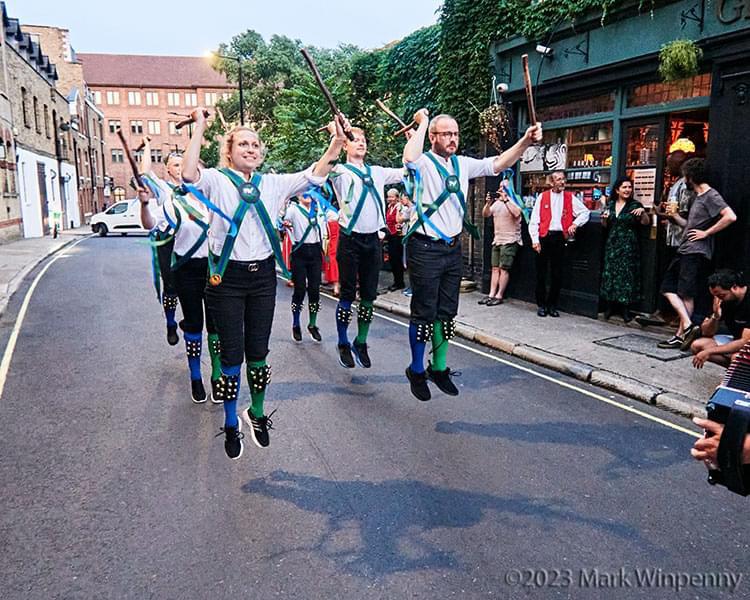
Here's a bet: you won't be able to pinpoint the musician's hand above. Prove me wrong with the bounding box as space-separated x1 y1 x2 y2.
712 296 722 318
692 349 711 369
136 187 150 205
524 122 543 144
533 243 541 254
691 418 723 463
414 109 429 126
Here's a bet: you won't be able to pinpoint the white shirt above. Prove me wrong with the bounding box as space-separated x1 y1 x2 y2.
330 163 404 234
527 190 590 245
192 166 325 261
284 201 335 245
408 152 499 239
147 173 174 233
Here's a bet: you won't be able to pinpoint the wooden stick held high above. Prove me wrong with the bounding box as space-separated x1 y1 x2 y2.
521 54 537 125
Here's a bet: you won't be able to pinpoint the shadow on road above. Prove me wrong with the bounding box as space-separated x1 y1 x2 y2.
242 469 644 578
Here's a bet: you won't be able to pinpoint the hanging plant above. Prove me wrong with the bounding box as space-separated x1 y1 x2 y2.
658 39 703 83
478 76 511 152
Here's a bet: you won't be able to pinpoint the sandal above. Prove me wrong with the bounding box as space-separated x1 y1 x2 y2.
477 296 491 305
487 297 503 306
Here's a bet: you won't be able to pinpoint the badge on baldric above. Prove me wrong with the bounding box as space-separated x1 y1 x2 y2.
239 182 261 204
445 175 461 194
209 274 222 286
362 175 374 188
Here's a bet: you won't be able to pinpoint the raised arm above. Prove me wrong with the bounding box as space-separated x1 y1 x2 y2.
313 116 348 178
403 109 429 164
492 123 542 173
138 187 156 229
182 107 208 183
141 135 153 175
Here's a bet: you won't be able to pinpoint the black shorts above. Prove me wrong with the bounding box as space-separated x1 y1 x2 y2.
660 253 709 299
406 234 462 325
337 231 380 302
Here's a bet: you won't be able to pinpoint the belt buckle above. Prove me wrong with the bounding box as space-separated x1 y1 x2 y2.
447 236 457 247
248 262 259 272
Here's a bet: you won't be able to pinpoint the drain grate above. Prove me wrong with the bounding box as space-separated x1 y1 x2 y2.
593 333 690 362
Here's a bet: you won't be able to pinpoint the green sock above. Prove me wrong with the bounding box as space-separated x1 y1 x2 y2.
432 320 448 372
354 300 373 345
247 360 267 417
207 333 222 381
309 307 318 327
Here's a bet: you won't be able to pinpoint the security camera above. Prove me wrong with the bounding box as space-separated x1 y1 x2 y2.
536 44 554 57
496 82 509 93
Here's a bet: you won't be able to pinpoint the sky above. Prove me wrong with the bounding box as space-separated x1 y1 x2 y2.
11 0 443 55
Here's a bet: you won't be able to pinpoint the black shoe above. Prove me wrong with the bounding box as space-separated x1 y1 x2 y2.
547 308 560 318
167 325 179 346
680 324 701 351
427 364 459 396
292 326 302 343
352 341 372 368
242 408 275 448
537 307 547 317
191 379 207 404
405 367 431 402
338 343 355 369
307 325 322 343
216 421 243 460
657 335 684 349
622 309 634 323
210 378 223 404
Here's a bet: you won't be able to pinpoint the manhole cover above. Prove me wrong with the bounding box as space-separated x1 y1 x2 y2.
593 333 689 362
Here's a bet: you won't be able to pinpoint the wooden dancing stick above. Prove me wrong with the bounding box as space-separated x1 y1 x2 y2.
521 54 537 125
116 129 144 188
300 47 355 141
374 98 408 129
176 109 210 130
393 120 417 137
134 136 151 152
215 106 230 130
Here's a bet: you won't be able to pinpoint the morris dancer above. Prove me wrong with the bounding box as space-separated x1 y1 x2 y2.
328 125 405 369
182 108 347 460
283 191 336 343
402 110 542 401
138 138 223 405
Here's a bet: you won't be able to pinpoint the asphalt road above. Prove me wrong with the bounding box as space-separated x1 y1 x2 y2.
0 236 748 600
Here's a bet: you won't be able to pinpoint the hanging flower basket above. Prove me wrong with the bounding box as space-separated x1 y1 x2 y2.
658 39 703 83
479 104 510 153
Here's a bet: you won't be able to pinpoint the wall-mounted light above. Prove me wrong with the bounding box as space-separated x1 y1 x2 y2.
535 44 554 58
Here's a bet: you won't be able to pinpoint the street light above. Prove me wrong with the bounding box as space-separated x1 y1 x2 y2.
205 50 245 126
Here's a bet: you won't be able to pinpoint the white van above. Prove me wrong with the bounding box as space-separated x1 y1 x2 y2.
90 199 148 236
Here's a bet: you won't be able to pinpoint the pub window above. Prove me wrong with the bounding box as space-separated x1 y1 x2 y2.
626 73 712 108
536 93 615 123
108 119 121 133
128 91 142 106
21 87 30 127
145 91 159 106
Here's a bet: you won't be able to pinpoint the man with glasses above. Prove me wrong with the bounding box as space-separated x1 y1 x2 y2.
401 110 542 401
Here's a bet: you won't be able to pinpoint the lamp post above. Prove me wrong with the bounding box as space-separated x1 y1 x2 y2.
207 51 245 126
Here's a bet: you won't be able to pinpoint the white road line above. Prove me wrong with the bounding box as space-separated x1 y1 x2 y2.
314 287 701 439
0 236 91 400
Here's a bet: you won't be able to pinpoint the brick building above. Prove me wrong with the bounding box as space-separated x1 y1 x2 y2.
79 54 234 198
25 24 107 222
2 3 76 240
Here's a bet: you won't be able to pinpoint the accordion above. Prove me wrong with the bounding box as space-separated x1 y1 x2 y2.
705 342 750 496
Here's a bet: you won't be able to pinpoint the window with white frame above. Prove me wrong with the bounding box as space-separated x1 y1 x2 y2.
145 91 159 106
106 91 120 105
150 149 163 163
93 91 102 105
168 121 181 136
111 149 124 163
108 119 121 133
167 92 180 106
130 120 143 134
147 120 161 135
205 92 218 106
128 91 142 105
185 92 198 107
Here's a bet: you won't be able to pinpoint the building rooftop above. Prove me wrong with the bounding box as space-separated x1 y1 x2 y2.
78 53 234 89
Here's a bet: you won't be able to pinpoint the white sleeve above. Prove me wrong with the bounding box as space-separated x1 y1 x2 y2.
572 196 591 227
528 195 542 245
189 167 222 197
462 156 499 179
379 166 406 185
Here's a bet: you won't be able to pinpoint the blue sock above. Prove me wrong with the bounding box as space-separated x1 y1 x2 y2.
336 300 352 346
292 309 301 328
409 323 426 374
184 331 202 381
165 309 177 328
221 364 242 429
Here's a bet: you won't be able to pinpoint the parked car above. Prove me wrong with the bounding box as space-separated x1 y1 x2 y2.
90 199 148 236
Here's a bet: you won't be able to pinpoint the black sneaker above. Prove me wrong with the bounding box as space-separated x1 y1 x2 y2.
210 378 223 404
167 325 179 346
242 408 275 448
405 367 431 402
216 420 243 460
307 325 322 343
680 324 701 351
352 341 372 368
292 326 302 343
427 364 459 396
547 307 560 318
338 343 355 369
191 379 207 403
537 307 547 317
657 335 684 349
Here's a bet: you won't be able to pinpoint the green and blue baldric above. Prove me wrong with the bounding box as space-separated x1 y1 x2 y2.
340 163 386 235
403 151 480 243
291 199 325 252
205 167 290 286
167 184 210 271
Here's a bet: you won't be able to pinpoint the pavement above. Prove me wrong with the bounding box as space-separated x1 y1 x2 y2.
0 226 91 318
1 228 718 420
374 275 721 420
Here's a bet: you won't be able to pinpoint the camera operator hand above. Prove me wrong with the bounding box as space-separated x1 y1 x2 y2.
691 417 750 465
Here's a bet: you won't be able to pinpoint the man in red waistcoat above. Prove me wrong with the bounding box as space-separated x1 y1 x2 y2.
528 171 590 317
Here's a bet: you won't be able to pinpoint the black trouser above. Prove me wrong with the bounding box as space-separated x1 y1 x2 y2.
156 235 177 296
205 256 277 367
535 231 565 308
291 243 322 307
338 231 380 302
406 234 462 326
387 234 405 288
173 256 216 335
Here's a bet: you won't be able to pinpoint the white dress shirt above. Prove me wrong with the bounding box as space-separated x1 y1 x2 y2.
331 163 404 234
527 190 590 245
284 201 334 245
192 166 325 261
407 152 499 239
